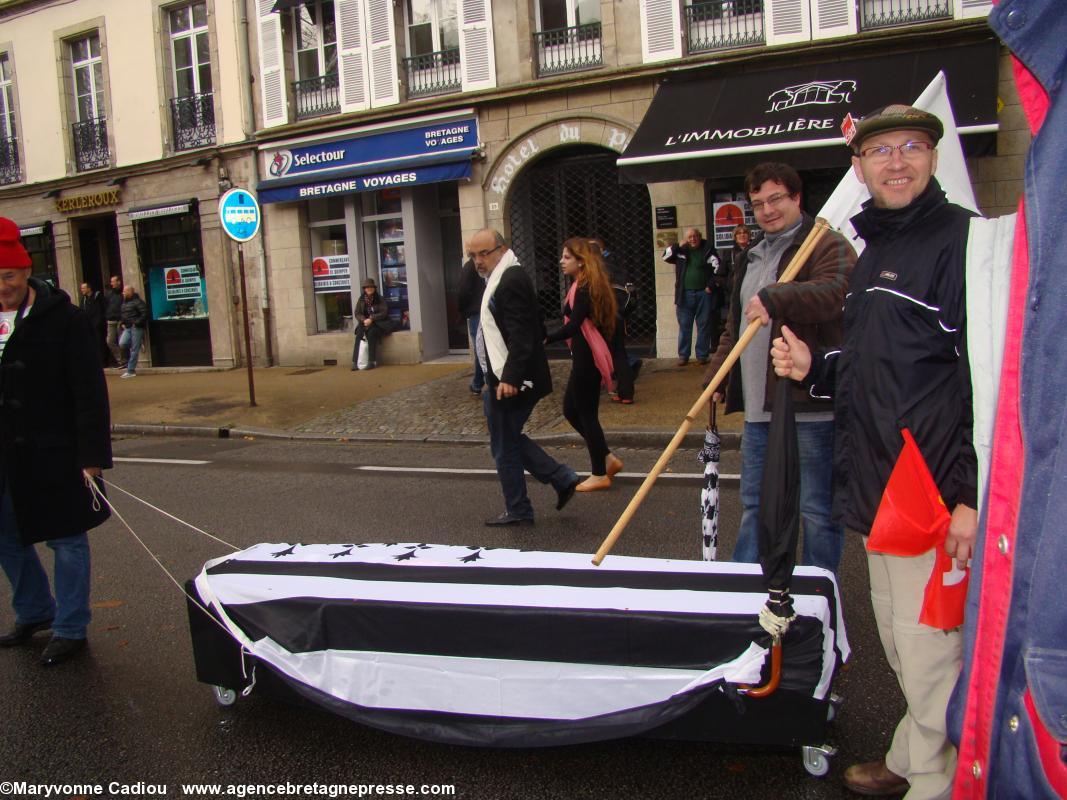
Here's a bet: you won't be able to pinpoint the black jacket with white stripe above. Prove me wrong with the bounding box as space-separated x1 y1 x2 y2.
809 180 978 535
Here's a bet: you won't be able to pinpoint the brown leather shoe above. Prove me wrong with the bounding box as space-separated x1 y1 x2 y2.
842 761 909 797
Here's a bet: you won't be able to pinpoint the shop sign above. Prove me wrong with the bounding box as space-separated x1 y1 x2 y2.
265 117 478 181
164 265 203 300
312 254 351 293
258 161 471 204
655 206 677 229
712 201 755 246
55 188 121 213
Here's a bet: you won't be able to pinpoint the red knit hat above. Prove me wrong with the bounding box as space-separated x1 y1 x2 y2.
0 217 31 269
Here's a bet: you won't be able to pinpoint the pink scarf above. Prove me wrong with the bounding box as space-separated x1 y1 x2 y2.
565 281 614 389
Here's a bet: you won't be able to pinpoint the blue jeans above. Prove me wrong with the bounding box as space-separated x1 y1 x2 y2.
468 316 484 392
676 290 714 361
483 390 577 520
0 484 91 639
122 326 145 373
732 419 844 574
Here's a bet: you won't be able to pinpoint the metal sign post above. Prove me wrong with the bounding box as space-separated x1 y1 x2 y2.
218 188 262 408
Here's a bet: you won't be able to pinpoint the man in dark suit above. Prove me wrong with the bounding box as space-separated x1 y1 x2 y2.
470 228 579 526
78 282 107 364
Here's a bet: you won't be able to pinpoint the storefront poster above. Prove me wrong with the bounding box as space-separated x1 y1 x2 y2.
312 254 351 293
150 265 208 320
713 201 755 246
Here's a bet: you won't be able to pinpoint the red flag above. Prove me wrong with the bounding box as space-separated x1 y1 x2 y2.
868 429 951 556
868 429 966 630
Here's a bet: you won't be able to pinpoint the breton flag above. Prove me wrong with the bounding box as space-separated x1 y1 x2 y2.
188 543 849 747
818 71 979 251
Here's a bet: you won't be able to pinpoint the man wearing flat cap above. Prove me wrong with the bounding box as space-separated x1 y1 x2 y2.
770 106 977 798
0 217 112 667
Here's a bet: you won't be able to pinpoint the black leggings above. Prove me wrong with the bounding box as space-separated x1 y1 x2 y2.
563 354 609 476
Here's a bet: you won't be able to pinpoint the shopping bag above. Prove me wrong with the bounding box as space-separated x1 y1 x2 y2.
356 338 370 370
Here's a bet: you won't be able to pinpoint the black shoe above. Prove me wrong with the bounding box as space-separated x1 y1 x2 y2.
351 365 358 371
0 618 53 647
365 362 377 370
556 478 580 511
485 512 534 527
40 636 87 667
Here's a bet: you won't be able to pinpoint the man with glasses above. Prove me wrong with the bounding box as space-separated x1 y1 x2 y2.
770 106 977 798
469 229 579 526
0 217 112 667
704 162 855 575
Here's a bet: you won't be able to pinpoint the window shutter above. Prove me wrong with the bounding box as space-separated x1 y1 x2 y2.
256 0 287 127
811 0 856 39
640 0 681 63
764 0 810 46
366 0 399 108
953 0 992 19
337 0 369 112
460 0 496 92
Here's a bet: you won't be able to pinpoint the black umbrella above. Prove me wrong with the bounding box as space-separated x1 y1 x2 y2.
756 378 799 637
698 401 721 561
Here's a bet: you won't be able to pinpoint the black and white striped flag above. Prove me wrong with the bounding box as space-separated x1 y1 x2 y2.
188 543 848 747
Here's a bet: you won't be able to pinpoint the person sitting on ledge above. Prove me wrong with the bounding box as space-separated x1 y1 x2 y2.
351 278 392 370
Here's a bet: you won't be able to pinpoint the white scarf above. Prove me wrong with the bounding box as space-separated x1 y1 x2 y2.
478 248 521 381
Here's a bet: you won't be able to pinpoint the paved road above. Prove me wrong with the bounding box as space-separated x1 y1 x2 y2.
0 437 904 799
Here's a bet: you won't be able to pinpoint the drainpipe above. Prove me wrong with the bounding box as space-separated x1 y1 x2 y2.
236 0 274 365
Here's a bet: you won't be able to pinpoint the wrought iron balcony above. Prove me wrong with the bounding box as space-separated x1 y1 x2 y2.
403 48 461 98
0 135 19 185
292 73 340 120
686 0 765 53
859 0 952 30
534 22 602 77
72 117 109 172
170 92 216 151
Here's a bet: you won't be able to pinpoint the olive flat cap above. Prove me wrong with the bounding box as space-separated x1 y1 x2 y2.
850 105 944 152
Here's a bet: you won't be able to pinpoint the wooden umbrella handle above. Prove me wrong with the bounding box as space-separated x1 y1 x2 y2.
592 218 830 566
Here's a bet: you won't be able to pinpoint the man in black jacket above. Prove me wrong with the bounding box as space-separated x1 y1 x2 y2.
104 275 124 367
456 256 485 395
469 229 578 526
663 228 723 365
771 106 977 799
79 282 107 364
119 285 148 378
0 217 112 667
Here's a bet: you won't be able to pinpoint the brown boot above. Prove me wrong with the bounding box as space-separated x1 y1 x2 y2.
842 761 909 797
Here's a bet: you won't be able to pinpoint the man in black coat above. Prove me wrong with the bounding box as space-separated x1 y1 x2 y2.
469 229 578 526
79 282 107 364
456 256 485 396
0 217 112 666
104 275 124 368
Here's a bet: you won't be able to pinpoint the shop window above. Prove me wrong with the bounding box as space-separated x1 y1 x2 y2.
361 190 409 331
308 198 351 333
21 226 58 287
69 33 109 171
291 0 339 119
168 1 216 150
0 52 20 184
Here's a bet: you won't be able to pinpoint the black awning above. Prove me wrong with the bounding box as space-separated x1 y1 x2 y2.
618 39 1000 184
270 0 305 12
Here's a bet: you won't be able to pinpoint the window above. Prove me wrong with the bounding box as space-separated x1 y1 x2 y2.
534 0 602 76
168 1 216 150
0 53 18 184
308 198 352 333
69 33 109 171
406 0 458 56
291 0 339 119
538 0 600 30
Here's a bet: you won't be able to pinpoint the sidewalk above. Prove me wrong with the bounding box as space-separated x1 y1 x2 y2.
107 358 744 448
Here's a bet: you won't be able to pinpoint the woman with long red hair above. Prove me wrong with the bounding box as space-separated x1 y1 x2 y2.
545 237 624 491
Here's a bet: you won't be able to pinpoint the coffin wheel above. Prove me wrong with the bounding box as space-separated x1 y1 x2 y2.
212 685 237 707
801 743 836 777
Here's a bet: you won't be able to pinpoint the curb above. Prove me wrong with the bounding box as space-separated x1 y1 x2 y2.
112 422 742 450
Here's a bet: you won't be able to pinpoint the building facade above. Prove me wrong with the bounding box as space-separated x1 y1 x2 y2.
1 0 1018 368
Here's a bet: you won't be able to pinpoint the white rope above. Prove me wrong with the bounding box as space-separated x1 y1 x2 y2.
758 603 795 638
101 478 239 552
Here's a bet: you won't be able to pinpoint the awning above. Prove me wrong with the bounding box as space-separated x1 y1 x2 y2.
127 201 195 221
618 39 999 184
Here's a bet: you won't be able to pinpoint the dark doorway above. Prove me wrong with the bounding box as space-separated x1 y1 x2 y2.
435 183 468 351
507 145 657 354
72 214 121 293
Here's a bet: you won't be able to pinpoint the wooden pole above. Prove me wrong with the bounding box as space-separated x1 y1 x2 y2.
592 218 831 566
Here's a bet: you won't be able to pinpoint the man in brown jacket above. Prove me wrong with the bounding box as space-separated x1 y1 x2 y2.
704 162 856 573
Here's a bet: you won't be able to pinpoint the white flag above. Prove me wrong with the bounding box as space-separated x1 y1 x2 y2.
818 72 979 254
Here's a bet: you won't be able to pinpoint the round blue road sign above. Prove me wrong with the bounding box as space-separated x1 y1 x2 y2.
218 188 262 242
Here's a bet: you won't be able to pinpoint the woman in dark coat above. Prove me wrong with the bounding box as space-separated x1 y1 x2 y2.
545 238 623 492
351 277 391 370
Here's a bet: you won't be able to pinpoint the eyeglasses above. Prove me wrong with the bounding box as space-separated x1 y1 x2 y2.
859 140 934 163
749 193 792 214
466 245 502 260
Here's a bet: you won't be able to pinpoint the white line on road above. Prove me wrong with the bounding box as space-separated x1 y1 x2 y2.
114 457 212 466
355 465 740 480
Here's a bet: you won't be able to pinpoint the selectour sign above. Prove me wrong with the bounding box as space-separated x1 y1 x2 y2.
218 188 261 242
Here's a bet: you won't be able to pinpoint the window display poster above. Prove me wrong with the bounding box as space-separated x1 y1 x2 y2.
381 267 404 288
713 201 756 246
381 244 404 266
312 254 351 293
378 219 403 241
149 265 209 320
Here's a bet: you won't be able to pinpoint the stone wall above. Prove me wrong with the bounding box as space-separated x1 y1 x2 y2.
969 48 1029 220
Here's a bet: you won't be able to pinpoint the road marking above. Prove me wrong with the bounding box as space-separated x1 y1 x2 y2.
114 457 212 466
355 465 740 481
